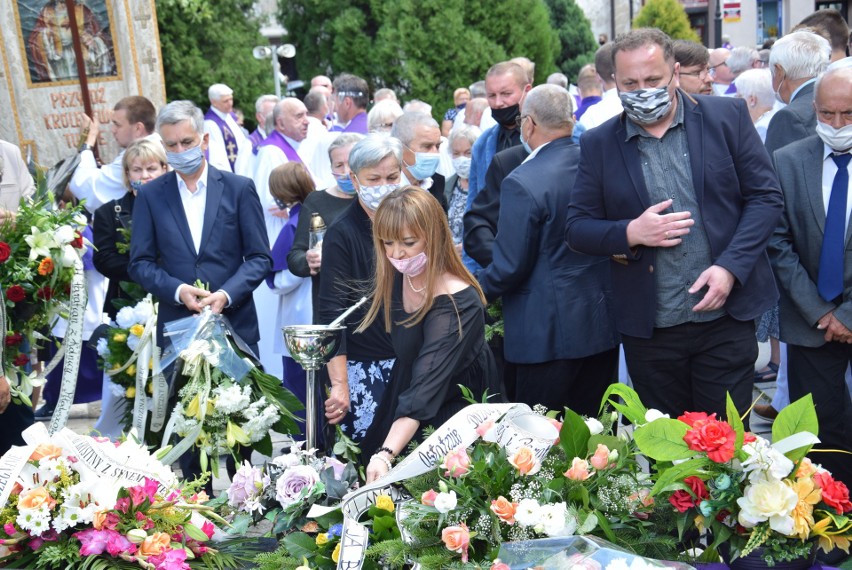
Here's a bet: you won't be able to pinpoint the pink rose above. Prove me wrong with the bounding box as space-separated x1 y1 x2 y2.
476 419 495 438
421 489 438 506
508 447 541 476
590 444 611 470
491 561 511 570
441 523 471 562
441 448 471 477
549 418 563 444
564 457 591 481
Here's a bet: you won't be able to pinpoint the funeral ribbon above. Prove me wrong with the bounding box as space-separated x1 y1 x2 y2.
334 402 558 570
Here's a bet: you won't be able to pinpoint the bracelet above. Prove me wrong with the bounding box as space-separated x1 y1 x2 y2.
377 446 395 458
370 454 392 471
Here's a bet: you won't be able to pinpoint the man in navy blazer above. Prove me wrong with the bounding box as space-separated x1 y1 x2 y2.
479 84 619 417
129 100 272 352
565 29 783 422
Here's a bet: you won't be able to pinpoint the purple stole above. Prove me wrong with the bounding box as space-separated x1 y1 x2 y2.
257 130 302 163
266 203 300 289
204 109 240 170
724 83 737 95
248 128 265 155
330 111 368 134
82 225 95 271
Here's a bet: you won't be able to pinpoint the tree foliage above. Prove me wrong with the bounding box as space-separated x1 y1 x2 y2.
280 0 560 119
155 0 271 125
633 0 701 42
544 0 598 84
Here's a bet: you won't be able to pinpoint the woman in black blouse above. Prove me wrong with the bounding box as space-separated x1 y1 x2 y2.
359 187 499 482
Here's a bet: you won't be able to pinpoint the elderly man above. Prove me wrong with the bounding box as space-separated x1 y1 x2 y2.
330 73 369 133
565 28 783 423
70 96 157 213
708 48 736 95
723 46 760 95
765 31 831 155
767 66 852 493
389 111 447 210
234 94 279 178
479 84 619 415
673 40 712 96
203 84 247 173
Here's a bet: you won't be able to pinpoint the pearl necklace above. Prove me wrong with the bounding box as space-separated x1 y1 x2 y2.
406 274 426 293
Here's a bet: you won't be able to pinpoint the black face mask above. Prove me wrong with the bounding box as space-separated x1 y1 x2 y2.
491 104 521 128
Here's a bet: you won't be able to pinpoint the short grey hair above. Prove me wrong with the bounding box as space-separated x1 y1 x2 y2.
769 30 830 80
734 69 775 109
390 111 439 146
208 83 233 101
402 100 433 116
328 133 364 161
522 84 573 129
254 94 279 114
546 72 569 88
368 99 404 133
349 133 403 175
727 47 759 75
469 80 486 98
156 100 204 135
447 124 481 150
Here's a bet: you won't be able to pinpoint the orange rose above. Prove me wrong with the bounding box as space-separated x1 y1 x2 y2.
441 523 471 563
29 443 63 461
92 510 108 530
139 532 171 556
490 496 518 525
590 444 611 470
18 487 56 511
509 447 540 476
796 458 817 479
564 457 591 481
37 257 54 276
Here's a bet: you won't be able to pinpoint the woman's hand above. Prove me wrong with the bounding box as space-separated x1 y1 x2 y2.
366 453 391 483
324 381 350 424
306 249 322 275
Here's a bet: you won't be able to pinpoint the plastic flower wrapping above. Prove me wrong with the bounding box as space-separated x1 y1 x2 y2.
617 382 852 566
0 423 234 570
0 196 90 404
158 309 303 476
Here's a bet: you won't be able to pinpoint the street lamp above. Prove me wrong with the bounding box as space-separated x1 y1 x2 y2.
714 0 722 48
252 43 296 98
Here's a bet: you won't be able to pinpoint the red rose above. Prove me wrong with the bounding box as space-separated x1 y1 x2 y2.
13 353 29 367
669 490 695 513
668 476 708 513
743 431 757 444
678 411 715 428
0 242 10 263
685 475 709 501
70 232 84 249
814 471 852 513
36 286 53 300
6 285 25 303
5 333 22 347
683 418 736 463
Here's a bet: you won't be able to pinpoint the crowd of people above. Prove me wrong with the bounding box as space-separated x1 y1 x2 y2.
2 10 852 530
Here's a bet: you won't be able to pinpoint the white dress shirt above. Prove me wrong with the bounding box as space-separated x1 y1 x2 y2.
822 144 852 233
173 164 211 304
578 88 624 131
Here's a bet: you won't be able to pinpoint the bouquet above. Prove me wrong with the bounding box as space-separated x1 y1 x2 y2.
160 309 302 475
0 424 232 569
619 383 852 566
0 196 89 404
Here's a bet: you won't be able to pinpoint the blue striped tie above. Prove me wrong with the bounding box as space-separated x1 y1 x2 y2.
818 153 852 302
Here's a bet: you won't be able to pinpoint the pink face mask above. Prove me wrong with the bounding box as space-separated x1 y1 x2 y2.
387 251 428 276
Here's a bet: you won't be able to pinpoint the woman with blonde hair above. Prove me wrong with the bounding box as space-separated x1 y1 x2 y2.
359 186 499 482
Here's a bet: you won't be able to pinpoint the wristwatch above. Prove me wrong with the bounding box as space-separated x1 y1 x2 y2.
80 143 91 152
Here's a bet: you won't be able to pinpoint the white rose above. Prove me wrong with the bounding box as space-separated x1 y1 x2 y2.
644 409 670 423
514 498 541 527
736 479 797 535
433 490 457 513
538 502 568 536
584 417 604 435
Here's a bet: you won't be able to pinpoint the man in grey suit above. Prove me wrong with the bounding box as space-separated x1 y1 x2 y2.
768 66 852 489
764 30 830 155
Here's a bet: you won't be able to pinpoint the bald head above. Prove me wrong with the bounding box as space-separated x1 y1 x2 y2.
814 66 852 120
273 97 309 142
311 75 332 89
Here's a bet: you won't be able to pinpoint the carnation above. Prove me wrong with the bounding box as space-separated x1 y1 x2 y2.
213 384 252 414
115 306 138 329
537 502 568 536
515 498 541 527
433 490 458 513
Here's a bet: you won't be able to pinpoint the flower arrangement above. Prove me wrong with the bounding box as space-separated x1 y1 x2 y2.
372 404 680 569
0 429 233 570
619 383 852 566
0 197 89 404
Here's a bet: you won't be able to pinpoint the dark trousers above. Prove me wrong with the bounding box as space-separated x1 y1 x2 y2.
622 316 756 428
0 402 34 456
787 342 852 489
513 347 619 417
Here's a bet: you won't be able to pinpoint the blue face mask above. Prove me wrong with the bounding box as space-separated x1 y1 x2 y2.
335 174 357 195
520 124 533 155
405 151 440 181
166 145 204 175
129 180 144 194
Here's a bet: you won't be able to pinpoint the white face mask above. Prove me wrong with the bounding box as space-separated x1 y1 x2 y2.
452 156 472 179
816 121 852 152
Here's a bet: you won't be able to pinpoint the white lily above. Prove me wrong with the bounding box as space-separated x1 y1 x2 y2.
24 227 57 261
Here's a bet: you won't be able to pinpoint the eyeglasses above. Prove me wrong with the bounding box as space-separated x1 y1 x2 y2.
680 66 711 79
515 114 536 129
708 61 728 77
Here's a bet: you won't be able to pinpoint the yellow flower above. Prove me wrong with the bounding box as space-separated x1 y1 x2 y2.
789 477 822 539
186 394 200 418
112 333 127 343
126 386 136 398
129 324 145 337
147 382 153 395
375 494 395 513
332 543 341 563
315 533 328 546
126 364 136 377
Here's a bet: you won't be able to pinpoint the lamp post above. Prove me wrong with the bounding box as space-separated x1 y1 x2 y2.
714 0 723 48
252 44 296 99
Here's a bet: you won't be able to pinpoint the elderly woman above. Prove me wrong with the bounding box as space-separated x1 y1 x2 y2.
359 187 499 482
445 125 481 249
319 134 402 443
367 99 404 134
734 68 777 143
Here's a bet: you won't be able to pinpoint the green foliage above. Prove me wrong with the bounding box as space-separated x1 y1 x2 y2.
280 0 559 120
155 0 272 121
543 0 598 83
634 418 693 462
632 0 701 42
